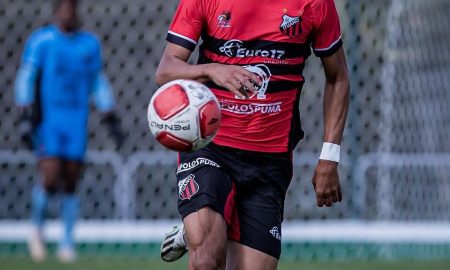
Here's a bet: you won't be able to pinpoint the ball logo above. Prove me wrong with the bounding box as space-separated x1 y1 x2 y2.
188 84 211 100
178 174 199 200
189 87 205 100
241 64 272 100
150 121 191 131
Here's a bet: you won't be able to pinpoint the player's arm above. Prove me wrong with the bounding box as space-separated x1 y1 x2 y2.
15 64 38 108
156 43 261 99
89 38 124 149
322 47 349 147
312 47 350 207
91 70 125 149
14 31 44 149
158 0 261 98
15 30 42 108
14 64 38 149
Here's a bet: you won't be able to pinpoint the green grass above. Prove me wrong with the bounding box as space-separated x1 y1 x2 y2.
0 258 449 270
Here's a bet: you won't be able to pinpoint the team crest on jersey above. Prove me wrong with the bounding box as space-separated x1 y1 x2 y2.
279 14 302 37
238 64 271 100
178 174 199 200
218 11 231 28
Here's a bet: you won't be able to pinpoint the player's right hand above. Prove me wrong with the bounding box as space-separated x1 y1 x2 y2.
18 107 34 150
312 160 343 207
204 63 262 99
101 112 125 150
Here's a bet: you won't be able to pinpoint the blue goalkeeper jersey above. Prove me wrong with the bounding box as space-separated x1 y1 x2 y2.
17 24 112 126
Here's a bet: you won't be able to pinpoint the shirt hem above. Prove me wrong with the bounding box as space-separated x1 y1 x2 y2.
212 139 289 153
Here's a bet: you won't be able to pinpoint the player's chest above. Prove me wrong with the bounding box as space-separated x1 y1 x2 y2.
48 41 97 74
205 0 315 44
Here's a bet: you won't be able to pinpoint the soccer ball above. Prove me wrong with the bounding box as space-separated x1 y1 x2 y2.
147 79 221 152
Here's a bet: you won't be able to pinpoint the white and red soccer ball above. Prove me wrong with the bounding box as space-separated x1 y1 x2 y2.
147 79 221 152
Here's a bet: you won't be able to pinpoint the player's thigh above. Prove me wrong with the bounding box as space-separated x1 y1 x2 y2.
177 152 233 268
228 182 286 262
184 207 228 264
177 166 231 256
177 151 233 222
38 158 63 192
61 125 87 162
62 160 84 193
226 241 278 270
35 123 61 159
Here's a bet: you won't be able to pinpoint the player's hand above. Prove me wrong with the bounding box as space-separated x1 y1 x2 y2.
102 112 125 150
312 160 342 207
19 121 33 150
204 63 262 99
18 107 34 150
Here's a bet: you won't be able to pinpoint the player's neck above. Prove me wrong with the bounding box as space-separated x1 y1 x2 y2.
55 24 77 36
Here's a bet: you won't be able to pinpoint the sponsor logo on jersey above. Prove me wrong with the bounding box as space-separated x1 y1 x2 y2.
177 157 221 174
240 64 271 100
178 174 199 200
269 226 282 240
220 100 282 115
218 11 231 28
219 39 286 59
280 14 302 37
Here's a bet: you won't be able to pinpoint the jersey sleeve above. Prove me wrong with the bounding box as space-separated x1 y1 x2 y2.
15 30 47 106
311 0 343 57
93 37 103 72
92 72 115 112
21 30 47 68
90 37 114 112
166 0 205 51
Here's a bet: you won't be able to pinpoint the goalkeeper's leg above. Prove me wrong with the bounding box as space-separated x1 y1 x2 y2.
29 158 62 262
161 223 187 262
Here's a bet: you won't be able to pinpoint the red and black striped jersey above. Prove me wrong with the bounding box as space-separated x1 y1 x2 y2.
167 0 342 153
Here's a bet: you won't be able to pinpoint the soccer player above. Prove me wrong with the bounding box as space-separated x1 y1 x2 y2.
14 0 123 263
156 0 349 269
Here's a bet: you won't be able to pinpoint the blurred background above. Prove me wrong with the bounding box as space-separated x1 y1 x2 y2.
0 0 449 269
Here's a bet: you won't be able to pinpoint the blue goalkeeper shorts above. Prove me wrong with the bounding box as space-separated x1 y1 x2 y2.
34 121 87 161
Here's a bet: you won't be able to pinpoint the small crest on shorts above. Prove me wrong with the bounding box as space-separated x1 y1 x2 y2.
178 174 199 200
269 226 281 240
279 14 302 37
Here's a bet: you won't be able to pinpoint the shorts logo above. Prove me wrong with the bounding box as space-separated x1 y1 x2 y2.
177 158 220 174
178 174 199 200
269 226 282 240
280 14 302 37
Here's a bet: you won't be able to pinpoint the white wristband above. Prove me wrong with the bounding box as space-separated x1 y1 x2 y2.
319 142 341 163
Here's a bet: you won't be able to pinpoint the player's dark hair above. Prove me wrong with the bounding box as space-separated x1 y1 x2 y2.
53 0 78 11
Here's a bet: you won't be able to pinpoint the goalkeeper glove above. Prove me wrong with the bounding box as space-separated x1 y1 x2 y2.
101 112 125 150
18 107 34 150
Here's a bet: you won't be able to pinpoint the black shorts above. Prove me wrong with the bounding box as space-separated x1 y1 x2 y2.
176 143 293 259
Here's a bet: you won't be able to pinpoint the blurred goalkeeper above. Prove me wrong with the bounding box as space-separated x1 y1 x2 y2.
14 0 123 263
